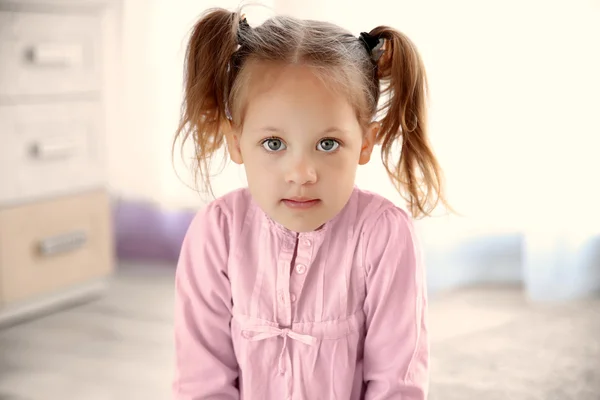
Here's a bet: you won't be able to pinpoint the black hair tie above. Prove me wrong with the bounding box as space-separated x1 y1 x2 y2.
237 16 251 45
359 32 385 62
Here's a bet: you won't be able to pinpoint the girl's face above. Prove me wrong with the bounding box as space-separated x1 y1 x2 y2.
227 63 379 233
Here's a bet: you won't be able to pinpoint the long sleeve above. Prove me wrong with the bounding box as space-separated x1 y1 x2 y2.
362 207 429 400
172 203 239 400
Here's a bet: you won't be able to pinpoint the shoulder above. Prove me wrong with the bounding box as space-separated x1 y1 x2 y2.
186 187 253 239
350 187 414 236
351 188 420 269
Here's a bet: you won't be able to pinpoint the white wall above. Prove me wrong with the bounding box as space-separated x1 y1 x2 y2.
111 0 600 298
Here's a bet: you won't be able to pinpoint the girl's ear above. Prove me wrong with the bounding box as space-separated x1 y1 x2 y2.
359 121 380 165
224 123 243 164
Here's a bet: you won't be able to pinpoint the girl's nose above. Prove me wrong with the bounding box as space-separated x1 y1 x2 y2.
285 156 317 185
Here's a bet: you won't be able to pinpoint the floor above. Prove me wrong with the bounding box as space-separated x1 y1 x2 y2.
1 263 599 400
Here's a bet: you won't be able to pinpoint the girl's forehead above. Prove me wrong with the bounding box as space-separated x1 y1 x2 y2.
246 69 350 113
244 62 324 95
242 59 354 95
231 60 370 132
239 62 357 108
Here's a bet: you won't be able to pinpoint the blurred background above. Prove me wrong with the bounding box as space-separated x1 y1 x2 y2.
0 0 599 399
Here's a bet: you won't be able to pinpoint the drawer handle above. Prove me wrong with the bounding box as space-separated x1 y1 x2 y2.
38 231 88 256
30 140 76 160
25 43 84 68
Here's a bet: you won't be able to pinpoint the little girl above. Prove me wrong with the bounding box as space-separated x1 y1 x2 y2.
172 7 449 400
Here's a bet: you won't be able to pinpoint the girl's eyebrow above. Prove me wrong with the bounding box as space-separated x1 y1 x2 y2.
260 126 284 134
258 126 349 136
320 127 350 137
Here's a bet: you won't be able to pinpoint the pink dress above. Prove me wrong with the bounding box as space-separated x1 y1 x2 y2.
173 187 429 399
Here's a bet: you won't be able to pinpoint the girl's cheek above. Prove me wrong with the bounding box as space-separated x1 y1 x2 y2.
322 152 349 170
258 152 283 169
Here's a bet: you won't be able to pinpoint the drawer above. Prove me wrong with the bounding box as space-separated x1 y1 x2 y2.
0 10 102 98
0 102 106 205
0 190 113 305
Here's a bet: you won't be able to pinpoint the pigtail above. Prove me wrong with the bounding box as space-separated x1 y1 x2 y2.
173 8 242 196
369 26 451 218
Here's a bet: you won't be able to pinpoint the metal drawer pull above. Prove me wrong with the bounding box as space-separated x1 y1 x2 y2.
30 140 76 160
25 43 84 67
38 231 88 256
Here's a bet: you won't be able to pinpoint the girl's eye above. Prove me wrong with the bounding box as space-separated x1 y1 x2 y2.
317 138 340 152
262 138 286 152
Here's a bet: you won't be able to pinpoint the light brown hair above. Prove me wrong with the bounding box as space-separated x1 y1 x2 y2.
174 7 451 218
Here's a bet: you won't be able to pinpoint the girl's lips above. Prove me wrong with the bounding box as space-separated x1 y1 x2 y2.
282 198 321 209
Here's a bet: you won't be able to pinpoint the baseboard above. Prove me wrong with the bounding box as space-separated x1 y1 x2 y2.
0 278 109 329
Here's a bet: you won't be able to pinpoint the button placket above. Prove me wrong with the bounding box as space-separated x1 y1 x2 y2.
289 235 315 311
275 242 295 327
